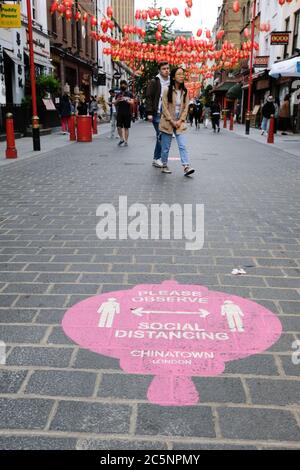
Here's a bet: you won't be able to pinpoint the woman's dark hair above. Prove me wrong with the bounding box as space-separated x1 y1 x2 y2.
284 94 290 101
167 67 187 104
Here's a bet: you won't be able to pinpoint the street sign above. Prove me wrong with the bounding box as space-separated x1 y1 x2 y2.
271 32 290 46
0 4 21 28
97 73 106 86
62 280 282 406
113 72 122 79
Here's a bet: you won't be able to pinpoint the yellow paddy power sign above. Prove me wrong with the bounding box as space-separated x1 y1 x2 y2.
0 4 21 28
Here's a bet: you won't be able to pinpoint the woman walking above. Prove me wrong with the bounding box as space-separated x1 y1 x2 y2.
59 93 71 135
159 67 195 176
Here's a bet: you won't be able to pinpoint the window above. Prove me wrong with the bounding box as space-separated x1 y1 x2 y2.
292 10 300 55
71 18 76 46
77 20 82 50
62 16 67 41
86 22 89 55
51 11 57 35
284 17 290 58
247 1 250 22
32 0 37 21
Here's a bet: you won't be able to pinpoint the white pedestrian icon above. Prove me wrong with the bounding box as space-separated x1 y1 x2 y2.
97 298 120 328
221 300 245 333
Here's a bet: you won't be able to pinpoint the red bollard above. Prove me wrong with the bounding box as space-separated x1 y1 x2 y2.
5 113 18 159
77 115 92 142
230 113 234 131
223 112 227 129
267 115 275 144
93 113 98 135
69 114 76 141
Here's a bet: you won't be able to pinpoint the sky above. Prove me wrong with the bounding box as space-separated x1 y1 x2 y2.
135 0 223 34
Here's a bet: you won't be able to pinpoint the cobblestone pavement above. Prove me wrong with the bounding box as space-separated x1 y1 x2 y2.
0 121 299 450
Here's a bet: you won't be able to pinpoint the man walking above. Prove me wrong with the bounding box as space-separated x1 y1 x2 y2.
211 100 221 133
146 62 170 167
115 80 134 147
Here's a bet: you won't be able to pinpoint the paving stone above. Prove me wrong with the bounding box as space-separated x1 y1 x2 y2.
0 325 47 344
50 401 131 434
7 347 73 368
98 374 152 399
218 407 300 441
0 436 77 450
25 370 96 397
76 438 168 450
246 378 300 406
136 404 215 438
0 370 28 393
0 398 54 430
73 349 120 370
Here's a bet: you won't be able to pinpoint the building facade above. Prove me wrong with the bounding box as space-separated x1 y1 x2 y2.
47 0 97 99
111 0 134 29
0 0 52 106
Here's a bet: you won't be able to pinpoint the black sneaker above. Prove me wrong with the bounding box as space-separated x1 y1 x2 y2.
118 140 125 146
218 127 220 133
184 165 195 176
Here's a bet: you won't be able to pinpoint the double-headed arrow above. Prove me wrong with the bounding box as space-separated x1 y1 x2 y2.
131 308 210 318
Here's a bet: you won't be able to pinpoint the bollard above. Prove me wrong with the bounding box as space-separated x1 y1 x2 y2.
5 113 18 159
230 113 234 131
267 115 275 144
223 111 227 129
93 114 98 135
77 115 92 142
69 113 76 141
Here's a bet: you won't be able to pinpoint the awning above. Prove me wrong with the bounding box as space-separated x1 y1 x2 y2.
226 83 242 100
4 49 23 66
24 51 54 69
269 55 300 78
214 81 236 92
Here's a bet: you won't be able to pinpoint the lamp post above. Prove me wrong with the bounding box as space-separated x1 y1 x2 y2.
26 0 40 150
245 0 257 135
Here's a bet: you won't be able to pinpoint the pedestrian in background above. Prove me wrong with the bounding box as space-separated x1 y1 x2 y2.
159 67 195 176
203 105 211 128
89 96 98 128
261 96 275 135
194 99 203 130
279 94 290 135
59 93 72 135
211 100 221 133
115 80 134 147
188 101 195 127
108 90 117 139
77 96 88 116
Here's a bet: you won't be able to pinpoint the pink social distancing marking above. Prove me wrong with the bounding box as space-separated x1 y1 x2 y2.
62 281 282 406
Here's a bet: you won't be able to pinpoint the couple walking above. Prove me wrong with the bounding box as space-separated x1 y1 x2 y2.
146 62 195 176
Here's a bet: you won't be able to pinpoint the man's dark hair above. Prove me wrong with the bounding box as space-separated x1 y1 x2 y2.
120 80 127 86
158 61 169 70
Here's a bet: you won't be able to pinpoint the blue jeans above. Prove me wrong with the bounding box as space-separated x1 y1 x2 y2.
161 131 189 166
152 113 162 160
261 117 269 131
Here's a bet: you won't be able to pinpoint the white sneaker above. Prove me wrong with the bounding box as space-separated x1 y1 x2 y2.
152 159 163 168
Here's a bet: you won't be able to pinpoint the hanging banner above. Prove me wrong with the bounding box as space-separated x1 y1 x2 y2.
271 32 289 46
0 4 21 28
